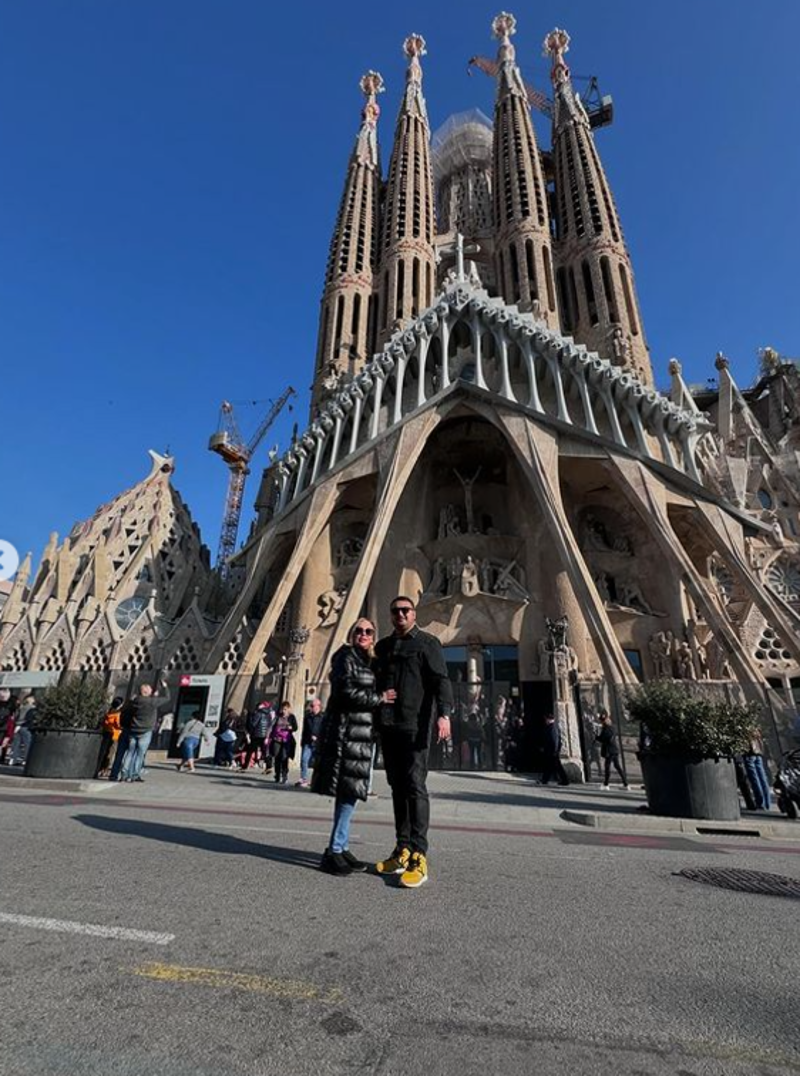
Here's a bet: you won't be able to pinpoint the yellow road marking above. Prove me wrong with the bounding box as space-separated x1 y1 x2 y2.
128 962 344 1003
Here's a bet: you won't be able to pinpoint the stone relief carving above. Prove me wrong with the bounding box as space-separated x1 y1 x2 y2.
536 615 578 678
437 503 462 539
334 536 365 568
317 586 348 628
582 512 633 555
648 630 675 678
705 635 733 680
421 554 529 603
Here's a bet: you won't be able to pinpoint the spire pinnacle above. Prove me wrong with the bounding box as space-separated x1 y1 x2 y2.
356 70 384 167
543 27 571 86
492 12 517 61
400 34 428 122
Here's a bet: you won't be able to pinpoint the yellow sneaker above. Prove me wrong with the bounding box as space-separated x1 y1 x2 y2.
399 851 428 888
376 845 411 875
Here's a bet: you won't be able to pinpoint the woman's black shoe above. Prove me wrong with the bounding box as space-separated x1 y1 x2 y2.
320 849 353 875
340 849 369 872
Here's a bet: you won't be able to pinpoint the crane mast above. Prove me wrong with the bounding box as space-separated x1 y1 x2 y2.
209 386 296 575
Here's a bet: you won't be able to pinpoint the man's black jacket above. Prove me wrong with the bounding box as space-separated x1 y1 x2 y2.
375 626 453 733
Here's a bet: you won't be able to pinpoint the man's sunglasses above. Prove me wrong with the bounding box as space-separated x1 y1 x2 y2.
390 607 414 616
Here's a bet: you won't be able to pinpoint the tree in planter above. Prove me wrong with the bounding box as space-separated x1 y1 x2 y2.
625 680 761 820
625 680 757 759
32 675 109 731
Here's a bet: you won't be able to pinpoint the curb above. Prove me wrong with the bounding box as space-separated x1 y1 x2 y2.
560 808 800 840
0 773 115 794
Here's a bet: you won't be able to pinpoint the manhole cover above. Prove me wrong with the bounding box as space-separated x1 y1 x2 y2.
675 867 800 899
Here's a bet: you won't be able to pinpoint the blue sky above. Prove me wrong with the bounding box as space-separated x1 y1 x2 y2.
2 1 799 570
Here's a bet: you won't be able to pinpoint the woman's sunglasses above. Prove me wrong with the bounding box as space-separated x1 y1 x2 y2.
354 627 375 636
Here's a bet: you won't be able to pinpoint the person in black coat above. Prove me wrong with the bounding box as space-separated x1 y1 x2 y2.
597 710 629 789
312 617 396 876
539 714 569 786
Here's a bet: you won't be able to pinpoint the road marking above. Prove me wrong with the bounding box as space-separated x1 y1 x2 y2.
129 962 344 1002
0 912 174 945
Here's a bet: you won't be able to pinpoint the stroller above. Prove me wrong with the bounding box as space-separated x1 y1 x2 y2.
773 748 800 819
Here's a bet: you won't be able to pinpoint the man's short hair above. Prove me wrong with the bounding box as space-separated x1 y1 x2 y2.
390 595 416 609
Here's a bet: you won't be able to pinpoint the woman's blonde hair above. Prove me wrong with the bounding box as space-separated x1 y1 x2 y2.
347 617 377 660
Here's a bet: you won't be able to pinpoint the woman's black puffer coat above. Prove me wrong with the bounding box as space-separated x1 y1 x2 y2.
312 644 381 802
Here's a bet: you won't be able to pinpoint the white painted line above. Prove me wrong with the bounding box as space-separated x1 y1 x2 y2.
0 912 174 945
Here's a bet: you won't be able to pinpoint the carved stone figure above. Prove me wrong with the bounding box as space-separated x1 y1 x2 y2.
424 556 447 598
335 536 364 568
584 513 610 551
438 503 462 539
675 640 696 680
617 580 653 614
461 555 480 597
648 631 673 678
447 555 463 593
546 615 569 653
454 467 481 534
317 587 348 628
706 635 733 680
479 558 494 593
593 571 611 602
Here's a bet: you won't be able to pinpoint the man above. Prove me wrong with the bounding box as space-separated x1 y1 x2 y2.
374 596 453 888
243 701 273 771
296 696 323 788
539 714 569 786
119 678 171 782
597 710 629 790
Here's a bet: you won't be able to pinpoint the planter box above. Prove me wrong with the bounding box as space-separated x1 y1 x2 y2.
25 728 104 780
640 753 741 821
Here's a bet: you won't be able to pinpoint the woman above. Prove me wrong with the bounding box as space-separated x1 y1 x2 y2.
312 617 395 875
176 711 210 773
98 697 124 777
269 701 298 784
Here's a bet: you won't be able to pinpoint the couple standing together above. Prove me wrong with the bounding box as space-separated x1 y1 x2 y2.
313 596 453 888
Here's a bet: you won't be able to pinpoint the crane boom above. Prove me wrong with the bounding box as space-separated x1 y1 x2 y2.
467 56 612 129
209 385 296 574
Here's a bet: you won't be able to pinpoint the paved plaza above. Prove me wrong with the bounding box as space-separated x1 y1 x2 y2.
0 763 799 1076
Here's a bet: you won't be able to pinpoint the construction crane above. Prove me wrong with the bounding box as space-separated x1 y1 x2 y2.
467 56 614 130
208 386 296 574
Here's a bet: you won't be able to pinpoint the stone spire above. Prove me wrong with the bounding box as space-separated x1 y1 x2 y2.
312 72 385 415
0 551 32 634
376 35 437 349
489 13 556 324
545 27 652 385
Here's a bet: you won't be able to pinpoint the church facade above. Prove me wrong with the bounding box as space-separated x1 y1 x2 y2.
2 14 799 772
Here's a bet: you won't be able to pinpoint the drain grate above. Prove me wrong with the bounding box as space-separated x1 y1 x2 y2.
676 867 800 899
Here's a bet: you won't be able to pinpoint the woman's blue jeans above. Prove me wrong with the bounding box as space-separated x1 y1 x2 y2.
329 795 358 853
744 754 771 809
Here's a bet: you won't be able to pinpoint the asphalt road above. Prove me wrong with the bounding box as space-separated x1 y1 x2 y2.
0 767 799 1076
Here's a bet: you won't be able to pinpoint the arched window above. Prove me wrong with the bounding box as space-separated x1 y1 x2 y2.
582 260 598 326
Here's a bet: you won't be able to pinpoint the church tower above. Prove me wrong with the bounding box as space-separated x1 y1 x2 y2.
376 35 437 349
545 28 652 385
312 72 384 414
489 12 557 325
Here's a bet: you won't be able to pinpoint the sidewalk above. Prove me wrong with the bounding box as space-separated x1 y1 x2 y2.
2 757 798 839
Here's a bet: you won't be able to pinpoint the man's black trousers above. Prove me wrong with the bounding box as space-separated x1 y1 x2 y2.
380 726 431 855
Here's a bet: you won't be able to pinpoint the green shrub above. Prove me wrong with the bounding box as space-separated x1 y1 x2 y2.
625 679 758 758
31 675 110 731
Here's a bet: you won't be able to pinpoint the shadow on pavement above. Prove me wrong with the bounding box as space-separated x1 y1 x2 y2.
73 814 323 871
431 789 639 814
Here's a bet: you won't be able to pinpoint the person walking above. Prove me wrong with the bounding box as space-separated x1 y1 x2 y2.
743 726 772 810
597 710 629 790
539 714 570 786
118 678 170 782
313 618 395 875
242 702 273 771
214 707 239 767
0 690 19 765
97 697 124 777
374 596 453 889
269 701 297 784
296 697 324 788
176 710 211 773
9 694 36 768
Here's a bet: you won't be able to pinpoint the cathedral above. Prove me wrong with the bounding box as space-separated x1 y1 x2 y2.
2 14 799 773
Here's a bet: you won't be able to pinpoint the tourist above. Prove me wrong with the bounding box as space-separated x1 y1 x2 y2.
118 678 171 782
97 696 123 777
0 690 18 764
214 707 239 767
582 709 603 780
313 617 395 875
176 709 211 773
539 714 569 786
242 702 273 771
464 709 484 769
743 726 772 811
9 694 36 767
374 596 453 888
269 701 297 784
296 696 324 788
597 710 629 790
